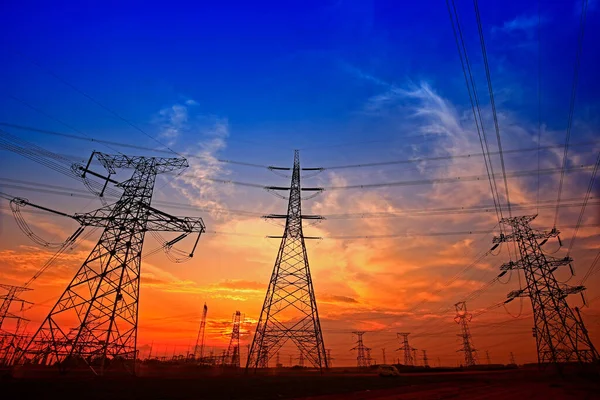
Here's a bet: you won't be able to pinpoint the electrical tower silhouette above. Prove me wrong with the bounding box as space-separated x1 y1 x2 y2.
412 348 418 366
366 348 373 366
0 284 32 366
193 303 208 360
397 333 413 366
247 150 327 371
509 352 516 365
351 331 368 368
382 348 386 365
493 215 599 364
19 152 206 374
326 348 333 367
422 350 429 367
225 311 242 367
485 350 491 365
455 301 477 366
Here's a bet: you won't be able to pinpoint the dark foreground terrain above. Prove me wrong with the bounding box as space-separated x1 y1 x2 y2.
2 367 599 399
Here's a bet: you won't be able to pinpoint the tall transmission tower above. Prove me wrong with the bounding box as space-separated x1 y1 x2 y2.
326 348 333 368
412 348 419 367
493 215 598 364
381 348 387 365
455 301 477 367
509 352 516 365
422 350 429 367
351 331 368 368
298 351 305 367
247 150 327 371
225 311 242 367
0 284 31 330
18 152 206 375
0 284 32 366
397 333 413 366
366 348 373 366
485 350 491 365
193 303 208 360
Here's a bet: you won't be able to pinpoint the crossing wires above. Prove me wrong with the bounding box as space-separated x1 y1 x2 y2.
553 0 589 227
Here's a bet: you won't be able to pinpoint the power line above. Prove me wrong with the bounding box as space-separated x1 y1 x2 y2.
10 50 181 157
553 0 589 227
446 0 503 226
474 0 512 217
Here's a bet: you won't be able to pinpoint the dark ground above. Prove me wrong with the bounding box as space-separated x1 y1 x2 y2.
2 366 599 399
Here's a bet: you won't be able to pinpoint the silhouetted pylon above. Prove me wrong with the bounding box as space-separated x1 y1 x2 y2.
19 152 205 375
396 333 413 366
193 303 208 360
225 311 242 367
351 331 368 368
455 301 477 366
247 150 327 371
493 215 598 364
422 350 429 367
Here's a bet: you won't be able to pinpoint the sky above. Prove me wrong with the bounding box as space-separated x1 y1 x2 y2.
0 0 599 367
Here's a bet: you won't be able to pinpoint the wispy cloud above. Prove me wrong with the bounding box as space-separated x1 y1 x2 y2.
491 14 549 39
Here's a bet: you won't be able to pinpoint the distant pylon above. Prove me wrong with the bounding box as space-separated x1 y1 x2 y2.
509 352 516 365
298 352 304 367
485 350 491 365
289 354 293 366
276 352 280 366
412 348 418 366
455 301 477 366
19 152 206 375
326 348 334 368
396 333 413 366
351 331 368 368
366 348 372 366
493 215 598 364
247 150 327 371
382 348 387 365
422 350 429 367
225 311 242 367
193 303 208 360
0 285 32 367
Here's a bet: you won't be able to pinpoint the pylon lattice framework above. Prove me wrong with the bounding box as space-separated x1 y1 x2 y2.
455 301 477 366
193 303 208 360
225 311 242 367
396 332 413 366
20 152 206 374
0 284 32 366
494 215 598 364
247 150 327 370
351 331 368 368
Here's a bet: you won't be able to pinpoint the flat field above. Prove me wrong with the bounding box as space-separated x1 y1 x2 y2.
2 367 599 399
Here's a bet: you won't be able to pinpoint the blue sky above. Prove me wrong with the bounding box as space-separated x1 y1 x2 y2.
0 1 599 365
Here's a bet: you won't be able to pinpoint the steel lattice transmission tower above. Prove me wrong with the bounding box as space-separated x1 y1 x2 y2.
412 348 418 366
455 301 477 366
422 350 429 367
1 284 32 366
225 311 242 367
351 331 368 368
396 332 413 366
20 152 206 374
247 150 327 371
193 303 208 360
494 215 598 364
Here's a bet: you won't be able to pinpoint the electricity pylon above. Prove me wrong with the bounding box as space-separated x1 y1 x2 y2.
351 331 368 368
247 150 327 371
225 311 242 367
382 348 387 365
509 352 516 365
493 215 598 364
485 350 491 365
397 332 413 366
412 348 419 366
422 350 429 367
18 152 206 375
455 301 477 366
193 303 208 360
0 284 32 366
0 284 31 330
326 348 334 368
